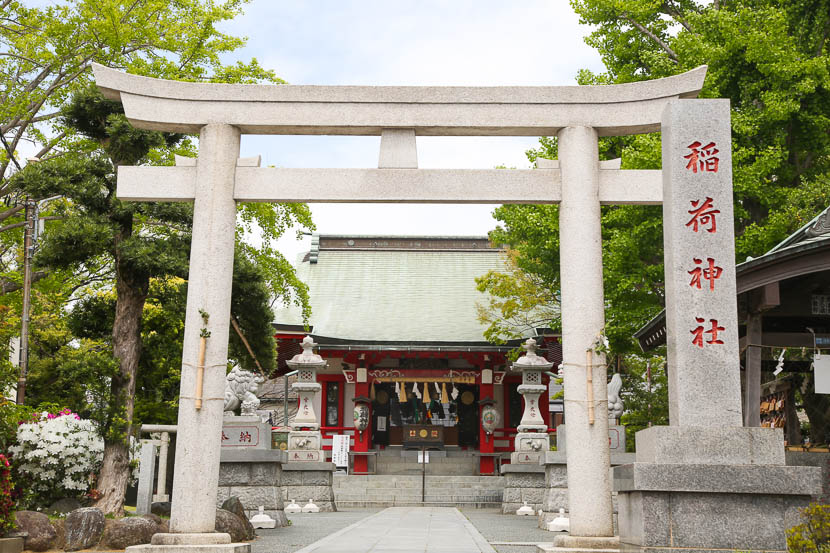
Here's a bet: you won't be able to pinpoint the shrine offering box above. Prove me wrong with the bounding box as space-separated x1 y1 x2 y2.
402 424 444 448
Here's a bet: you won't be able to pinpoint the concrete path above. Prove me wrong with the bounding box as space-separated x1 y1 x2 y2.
293 506 497 553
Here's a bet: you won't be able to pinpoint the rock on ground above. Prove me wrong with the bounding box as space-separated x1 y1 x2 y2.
150 501 171 517
47 498 82 516
64 507 105 551
50 518 66 550
100 516 158 549
215 508 247 542
12 511 56 552
221 497 256 540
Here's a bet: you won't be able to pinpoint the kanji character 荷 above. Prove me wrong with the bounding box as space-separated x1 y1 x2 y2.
686 197 720 233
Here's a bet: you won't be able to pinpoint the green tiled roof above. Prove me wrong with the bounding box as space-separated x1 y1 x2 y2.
274 237 508 343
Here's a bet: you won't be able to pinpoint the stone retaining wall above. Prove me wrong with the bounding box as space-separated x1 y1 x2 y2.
217 450 289 526
281 462 338 512
501 465 545 514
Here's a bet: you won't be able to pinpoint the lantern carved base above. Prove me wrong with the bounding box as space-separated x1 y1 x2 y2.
286 430 324 463
510 432 550 465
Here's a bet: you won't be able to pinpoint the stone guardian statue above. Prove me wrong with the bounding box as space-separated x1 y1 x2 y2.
223 365 265 416
607 373 624 421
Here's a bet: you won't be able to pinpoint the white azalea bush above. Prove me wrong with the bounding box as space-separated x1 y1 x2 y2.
10 409 104 507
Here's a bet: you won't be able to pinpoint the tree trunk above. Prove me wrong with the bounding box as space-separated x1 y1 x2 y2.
93 266 149 515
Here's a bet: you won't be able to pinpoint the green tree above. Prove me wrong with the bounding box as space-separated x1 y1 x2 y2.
0 0 281 294
8 86 311 515
570 0 830 260
484 1 829 435
618 355 669 450
490 0 830 351
475 248 560 343
1 0 313 514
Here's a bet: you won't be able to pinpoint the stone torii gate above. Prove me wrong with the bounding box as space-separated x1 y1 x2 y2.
94 64 815 553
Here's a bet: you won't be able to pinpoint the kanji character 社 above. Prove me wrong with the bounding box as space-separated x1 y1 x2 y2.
690 317 725 348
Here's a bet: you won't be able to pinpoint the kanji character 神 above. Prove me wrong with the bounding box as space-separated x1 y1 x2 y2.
685 141 720 173
686 197 720 233
688 257 723 291
690 317 725 348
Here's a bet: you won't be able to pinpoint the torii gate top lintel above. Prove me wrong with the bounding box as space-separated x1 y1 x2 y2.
91 63 706 137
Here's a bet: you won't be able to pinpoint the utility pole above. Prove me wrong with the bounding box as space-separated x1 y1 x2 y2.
16 197 37 405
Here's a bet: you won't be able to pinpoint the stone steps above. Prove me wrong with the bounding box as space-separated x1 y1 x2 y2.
332 474 504 507
369 447 484 475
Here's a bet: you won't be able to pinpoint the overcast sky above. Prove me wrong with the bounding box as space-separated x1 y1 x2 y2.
219 2 605 262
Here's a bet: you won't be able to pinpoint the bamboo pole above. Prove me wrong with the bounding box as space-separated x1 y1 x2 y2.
195 336 206 410
586 349 595 425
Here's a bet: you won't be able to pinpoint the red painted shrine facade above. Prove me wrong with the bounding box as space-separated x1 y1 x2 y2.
273 236 561 474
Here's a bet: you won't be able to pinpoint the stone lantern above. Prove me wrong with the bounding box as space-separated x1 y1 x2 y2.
286 335 326 462
511 338 553 464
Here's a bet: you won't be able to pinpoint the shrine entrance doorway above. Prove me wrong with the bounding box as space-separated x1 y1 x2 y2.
455 384 479 448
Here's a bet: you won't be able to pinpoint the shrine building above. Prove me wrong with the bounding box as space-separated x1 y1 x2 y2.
273 235 561 474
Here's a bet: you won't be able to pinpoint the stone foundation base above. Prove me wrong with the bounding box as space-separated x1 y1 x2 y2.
538 451 633 530
218 450 289 527
281 462 337 512
501 464 545 514
537 536 621 553
554 535 620 549
129 533 249 553
614 462 822 553
126 544 250 553
0 537 23 553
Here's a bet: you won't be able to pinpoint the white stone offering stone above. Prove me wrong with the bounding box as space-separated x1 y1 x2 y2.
301 499 320 513
516 501 535 516
249 506 276 529
547 508 570 532
661 100 741 427
284 500 301 514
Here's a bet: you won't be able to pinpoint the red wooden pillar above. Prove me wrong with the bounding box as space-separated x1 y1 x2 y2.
353 379 370 474
540 374 551 444
479 377 495 475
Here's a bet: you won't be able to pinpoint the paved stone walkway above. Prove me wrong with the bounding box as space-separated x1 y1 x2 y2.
292 507 497 553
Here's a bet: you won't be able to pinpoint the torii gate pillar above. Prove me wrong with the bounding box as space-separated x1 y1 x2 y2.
165 124 241 540
558 126 614 536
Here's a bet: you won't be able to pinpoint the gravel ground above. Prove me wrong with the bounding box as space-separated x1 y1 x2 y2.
460 508 554 553
250 507 553 553
251 509 380 553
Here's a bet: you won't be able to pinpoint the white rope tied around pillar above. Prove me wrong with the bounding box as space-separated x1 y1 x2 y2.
180 362 230 370
557 362 609 370
562 399 610 406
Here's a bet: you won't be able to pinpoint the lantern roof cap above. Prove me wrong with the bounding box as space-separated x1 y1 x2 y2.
286 335 326 368
513 338 554 370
